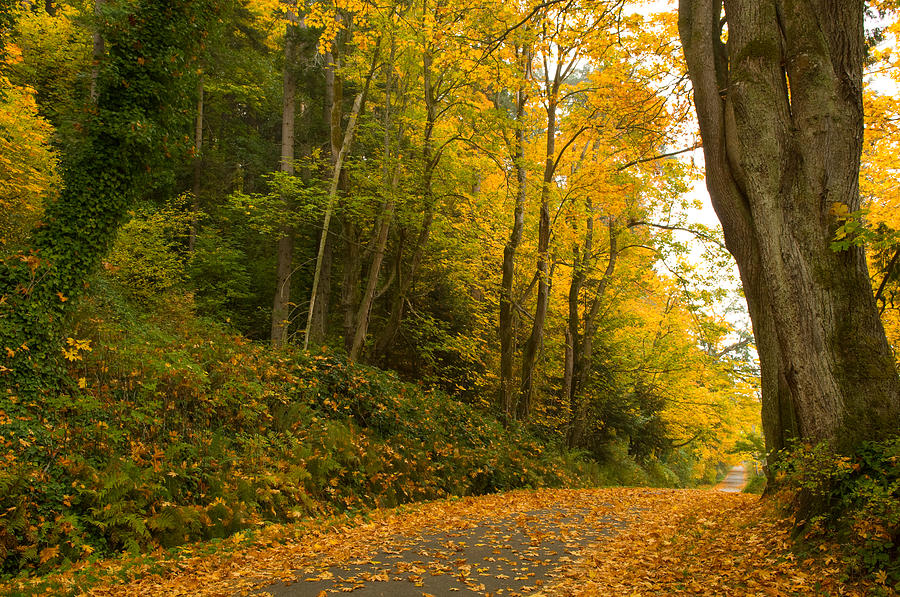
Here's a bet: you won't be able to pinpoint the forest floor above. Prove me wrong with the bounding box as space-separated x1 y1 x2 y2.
8 482 891 596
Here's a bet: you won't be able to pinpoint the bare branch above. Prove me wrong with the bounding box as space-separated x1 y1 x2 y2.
616 142 702 171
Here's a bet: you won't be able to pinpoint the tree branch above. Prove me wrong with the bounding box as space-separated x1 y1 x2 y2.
875 247 900 312
628 220 726 251
616 142 702 171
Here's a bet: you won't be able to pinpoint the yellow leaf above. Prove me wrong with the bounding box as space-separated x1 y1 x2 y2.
78 377 87 389
829 202 850 217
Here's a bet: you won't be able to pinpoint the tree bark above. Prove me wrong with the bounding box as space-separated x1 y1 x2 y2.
372 48 439 359
679 0 900 459
307 49 342 346
271 20 297 347
499 47 530 424
188 74 203 253
350 40 400 360
89 0 105 104
518 70 560 421
304 41 381 350
567 219 618 448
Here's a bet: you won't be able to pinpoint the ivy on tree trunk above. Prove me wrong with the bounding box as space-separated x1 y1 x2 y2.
0 0 212 392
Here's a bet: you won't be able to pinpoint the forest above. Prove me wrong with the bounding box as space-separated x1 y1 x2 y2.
0 0 898 593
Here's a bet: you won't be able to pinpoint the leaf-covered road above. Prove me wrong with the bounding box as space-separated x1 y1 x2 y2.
21 486 886 596
262 493 628 596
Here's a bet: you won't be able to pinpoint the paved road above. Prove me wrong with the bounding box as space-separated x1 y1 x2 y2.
715 464 748 493
257 501 629 596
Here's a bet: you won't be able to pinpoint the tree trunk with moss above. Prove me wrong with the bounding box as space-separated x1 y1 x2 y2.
1 0 210 388
679 0 900 460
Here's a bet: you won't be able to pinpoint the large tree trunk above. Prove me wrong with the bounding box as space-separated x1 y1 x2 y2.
271 21 297 347
679 0 900 459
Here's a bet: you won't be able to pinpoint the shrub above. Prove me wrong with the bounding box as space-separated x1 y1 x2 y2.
773 439 900 589
106 198 192 302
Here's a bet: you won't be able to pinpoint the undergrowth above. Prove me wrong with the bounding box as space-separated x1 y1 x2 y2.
0 270 718 581
742 467 766 494
773 439 900 591
0 278 604 578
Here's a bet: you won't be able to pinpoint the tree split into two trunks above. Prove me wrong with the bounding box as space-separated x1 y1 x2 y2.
679 0 900 462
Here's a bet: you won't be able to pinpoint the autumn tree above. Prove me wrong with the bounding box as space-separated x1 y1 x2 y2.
369 0 487 361
0 70 59 249
515 0 623 421
678 0 900 461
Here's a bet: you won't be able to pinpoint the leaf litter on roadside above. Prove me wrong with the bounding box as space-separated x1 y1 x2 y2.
3 488 891 596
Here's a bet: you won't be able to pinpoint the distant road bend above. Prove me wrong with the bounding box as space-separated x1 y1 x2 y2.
715 464 749 493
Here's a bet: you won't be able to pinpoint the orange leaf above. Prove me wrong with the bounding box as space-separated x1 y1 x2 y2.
39 545 59 564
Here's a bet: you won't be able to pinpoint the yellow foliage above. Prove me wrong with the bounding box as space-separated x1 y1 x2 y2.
862 89 900 363
0 75 58 248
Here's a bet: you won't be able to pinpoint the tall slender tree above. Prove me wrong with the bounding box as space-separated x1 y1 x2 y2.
498 44 531 423
270 10 299 347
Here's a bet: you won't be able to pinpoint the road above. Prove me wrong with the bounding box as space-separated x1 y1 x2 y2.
255 471 751 596
66 487 874 596
256 492 631 596
715 464 748 493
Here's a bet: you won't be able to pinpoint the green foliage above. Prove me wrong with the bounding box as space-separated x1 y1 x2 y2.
0 0 213 391
730 430 766 462
0 281 599 575
188 227 254 325
831 207 900 253
226 168 326 236
742 469 767 494
5 5 92 139
106 198 192 302
774 439 900 588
